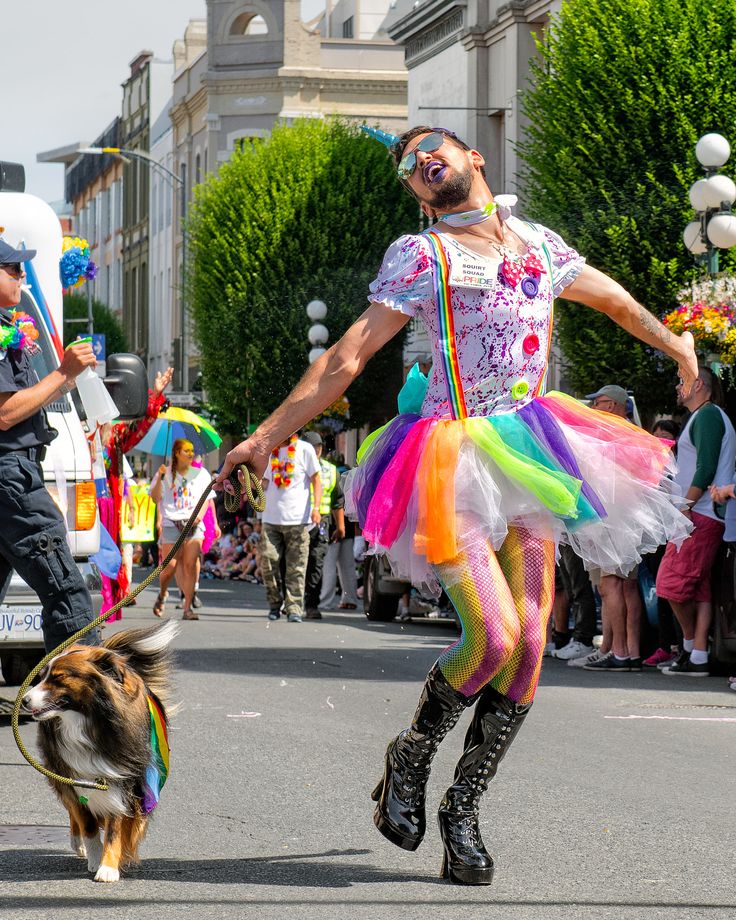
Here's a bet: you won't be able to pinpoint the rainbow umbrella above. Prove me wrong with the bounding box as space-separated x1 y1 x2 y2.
133 406 222 457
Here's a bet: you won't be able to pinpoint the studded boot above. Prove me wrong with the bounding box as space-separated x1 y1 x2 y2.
371 663 472 851
438 685 532 885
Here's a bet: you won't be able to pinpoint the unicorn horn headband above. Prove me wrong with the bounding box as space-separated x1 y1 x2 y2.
361 125 400 150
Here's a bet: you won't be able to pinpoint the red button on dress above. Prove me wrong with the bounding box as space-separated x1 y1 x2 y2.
523 334 540 356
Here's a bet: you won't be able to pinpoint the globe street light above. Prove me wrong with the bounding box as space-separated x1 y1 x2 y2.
684 133 736 275
307 299 328 364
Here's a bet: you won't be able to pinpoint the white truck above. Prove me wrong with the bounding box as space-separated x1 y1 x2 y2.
0 167 147 684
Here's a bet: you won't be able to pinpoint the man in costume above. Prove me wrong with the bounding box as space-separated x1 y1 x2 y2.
217 127 697 885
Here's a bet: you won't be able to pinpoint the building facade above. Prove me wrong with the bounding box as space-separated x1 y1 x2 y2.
148 103 176 382
168 0 408 391
120 52 172 361
39 121 125 328
386 0 562 201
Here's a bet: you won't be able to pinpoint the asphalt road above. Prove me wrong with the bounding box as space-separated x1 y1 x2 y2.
1 576 735 920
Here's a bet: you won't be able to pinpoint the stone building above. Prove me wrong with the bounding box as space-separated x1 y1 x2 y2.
168 0 408 391
38 120 125 326
386 0 563 201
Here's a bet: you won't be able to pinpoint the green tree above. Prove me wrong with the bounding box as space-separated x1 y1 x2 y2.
187 119 418 435
519 0 736 417
62 292 129 355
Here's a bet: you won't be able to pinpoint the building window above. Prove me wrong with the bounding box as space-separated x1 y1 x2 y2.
195 153 201 185
342 16 354 39
114 180 122 230
230 12 268 35
180 163 187 219
151 176 158 235
87 198 98 246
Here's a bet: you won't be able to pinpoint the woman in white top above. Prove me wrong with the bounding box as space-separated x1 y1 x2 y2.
150 438 219 619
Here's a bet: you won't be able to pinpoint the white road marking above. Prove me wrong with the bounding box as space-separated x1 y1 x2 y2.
605 715 736 723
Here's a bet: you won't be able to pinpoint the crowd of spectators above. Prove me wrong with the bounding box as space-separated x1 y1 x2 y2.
547 372 736 692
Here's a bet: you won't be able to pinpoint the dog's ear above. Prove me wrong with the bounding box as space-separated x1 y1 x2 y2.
94 651 126 684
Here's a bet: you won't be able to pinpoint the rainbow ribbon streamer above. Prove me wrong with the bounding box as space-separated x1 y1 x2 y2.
426 231 467 420
142 693 170 814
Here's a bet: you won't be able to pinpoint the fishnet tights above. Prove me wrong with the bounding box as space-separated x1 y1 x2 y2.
434 523 555 705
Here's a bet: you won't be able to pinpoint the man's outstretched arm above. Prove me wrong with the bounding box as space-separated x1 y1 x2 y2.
215 302 410 488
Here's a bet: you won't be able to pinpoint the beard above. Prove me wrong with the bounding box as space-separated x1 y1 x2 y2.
428 167 473 211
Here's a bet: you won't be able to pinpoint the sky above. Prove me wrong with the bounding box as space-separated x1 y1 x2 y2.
3 0 326 204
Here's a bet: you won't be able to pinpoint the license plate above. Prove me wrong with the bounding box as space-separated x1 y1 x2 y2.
0 605 44 641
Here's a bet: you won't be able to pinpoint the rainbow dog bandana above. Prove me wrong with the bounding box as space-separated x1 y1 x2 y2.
142 693 170 814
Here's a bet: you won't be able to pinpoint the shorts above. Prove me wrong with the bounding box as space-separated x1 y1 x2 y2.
587 564 638 589
655 511 724 604
162 520 205 544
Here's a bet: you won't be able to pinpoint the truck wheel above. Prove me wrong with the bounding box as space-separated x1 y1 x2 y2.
0 652 38 687
364 556 400 621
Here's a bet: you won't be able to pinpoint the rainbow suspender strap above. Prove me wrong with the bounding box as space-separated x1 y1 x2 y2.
426 227 556 411
425 230 468 420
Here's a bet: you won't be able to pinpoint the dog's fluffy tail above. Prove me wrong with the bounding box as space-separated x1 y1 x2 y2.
104 621 178 710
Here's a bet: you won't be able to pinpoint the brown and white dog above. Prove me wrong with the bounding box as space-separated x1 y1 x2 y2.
23 620 177 882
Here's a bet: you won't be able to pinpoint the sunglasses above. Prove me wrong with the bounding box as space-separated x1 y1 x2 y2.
397 130 457 180
0 263 24 278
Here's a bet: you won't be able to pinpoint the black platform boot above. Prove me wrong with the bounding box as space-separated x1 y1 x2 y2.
371 663 472 851
438 686 532 885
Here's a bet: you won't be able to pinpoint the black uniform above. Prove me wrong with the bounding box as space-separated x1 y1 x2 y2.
0 308 99 652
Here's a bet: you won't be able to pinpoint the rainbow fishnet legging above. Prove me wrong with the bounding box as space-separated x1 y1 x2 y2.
434 524 555 705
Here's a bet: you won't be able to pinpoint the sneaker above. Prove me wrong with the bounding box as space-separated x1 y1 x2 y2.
395 605 410 622
553 639 595 661
583 652 633 671
408 596 437 615
543 641 557 657
287 613 303 623
192 592 203 609
305 608 322 620
662 655 709 677
659 649 688 671
628 657 643 672
568 649 603 668
267 609 281 621
643 647 676 669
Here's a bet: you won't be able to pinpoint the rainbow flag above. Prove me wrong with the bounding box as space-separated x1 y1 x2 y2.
142 693 170 814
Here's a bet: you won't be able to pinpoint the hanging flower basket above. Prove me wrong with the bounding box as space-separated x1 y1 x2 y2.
663 276 736 377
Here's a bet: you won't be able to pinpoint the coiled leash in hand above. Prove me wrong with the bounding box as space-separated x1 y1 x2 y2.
11 465 264 792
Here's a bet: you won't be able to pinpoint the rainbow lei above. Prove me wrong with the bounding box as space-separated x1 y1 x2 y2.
0 310 40 352
271 435 298 488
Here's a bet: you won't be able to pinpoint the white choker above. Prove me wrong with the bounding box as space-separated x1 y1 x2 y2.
438 202 497 227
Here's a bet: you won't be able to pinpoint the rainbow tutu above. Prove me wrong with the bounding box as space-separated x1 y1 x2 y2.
345 392 690 593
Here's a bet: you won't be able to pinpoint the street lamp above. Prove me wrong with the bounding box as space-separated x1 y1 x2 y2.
306 299 328 364
684 132 736 275
76 146 189 390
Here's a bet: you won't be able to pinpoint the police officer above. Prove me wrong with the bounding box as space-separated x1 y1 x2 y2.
302 430 344 620
0 238 100 652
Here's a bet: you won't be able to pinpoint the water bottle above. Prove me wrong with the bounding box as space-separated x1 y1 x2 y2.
75 366 119 425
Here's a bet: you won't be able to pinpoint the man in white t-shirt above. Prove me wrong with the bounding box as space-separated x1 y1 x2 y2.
261 434 322 622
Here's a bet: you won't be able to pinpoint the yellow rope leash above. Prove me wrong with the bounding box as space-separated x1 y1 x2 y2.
11 464 264 791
